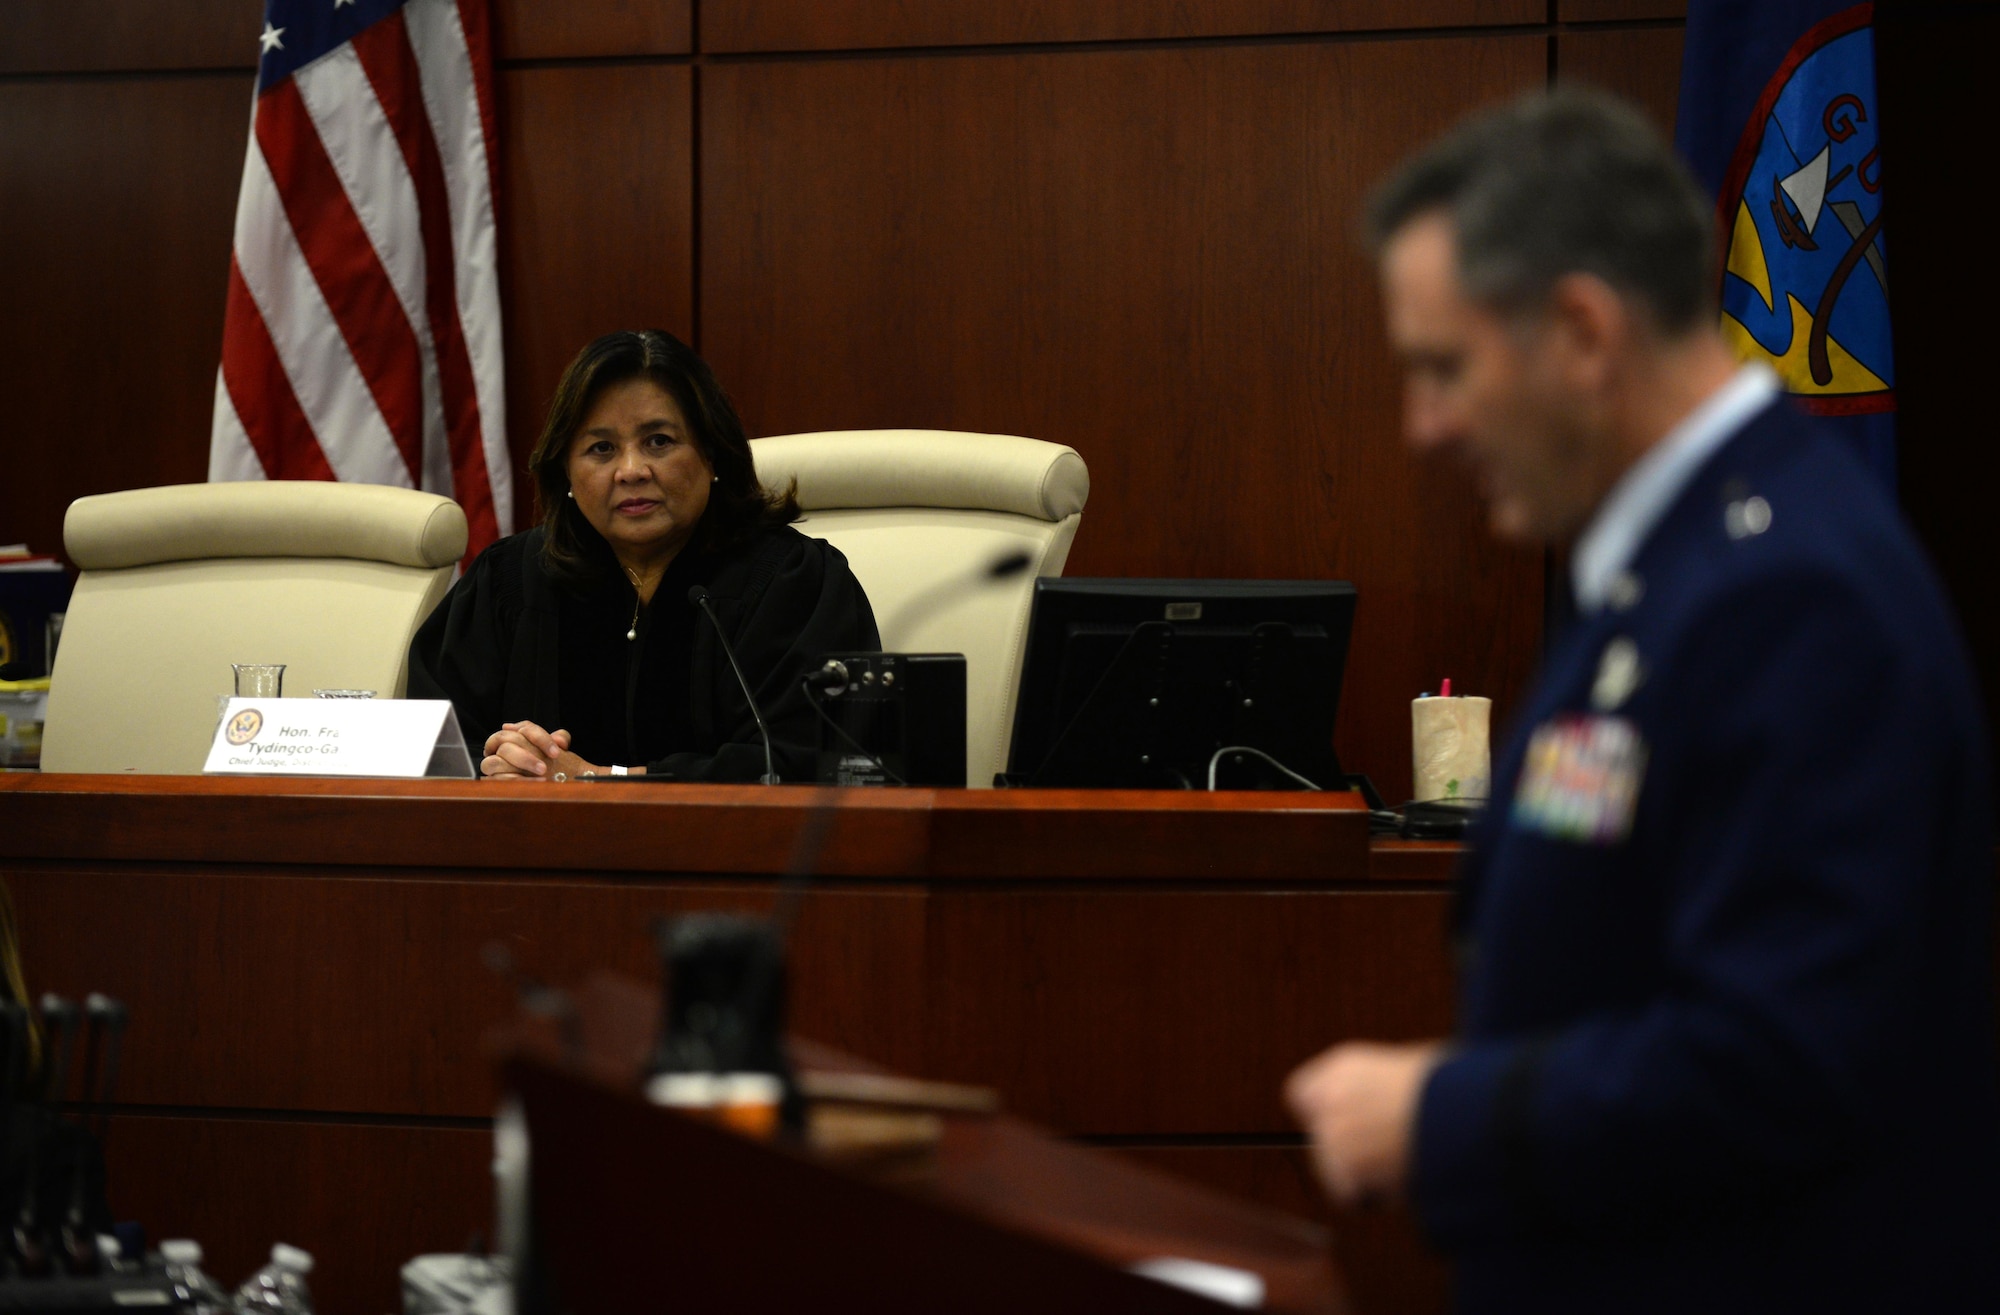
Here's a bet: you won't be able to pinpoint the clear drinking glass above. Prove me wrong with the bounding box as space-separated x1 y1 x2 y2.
312 689 376 699
232 664 286 698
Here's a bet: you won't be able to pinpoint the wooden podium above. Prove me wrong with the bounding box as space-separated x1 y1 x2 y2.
500 974 1350 1313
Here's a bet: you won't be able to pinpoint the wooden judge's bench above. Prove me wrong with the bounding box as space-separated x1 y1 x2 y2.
0 776 1461 1314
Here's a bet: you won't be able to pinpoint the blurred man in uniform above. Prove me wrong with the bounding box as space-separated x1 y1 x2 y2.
1286 90 1998 1312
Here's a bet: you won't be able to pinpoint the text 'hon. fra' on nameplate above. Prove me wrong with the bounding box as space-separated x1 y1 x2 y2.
204 698 476 779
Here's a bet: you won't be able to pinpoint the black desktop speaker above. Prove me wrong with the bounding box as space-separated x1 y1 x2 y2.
811 652 966 787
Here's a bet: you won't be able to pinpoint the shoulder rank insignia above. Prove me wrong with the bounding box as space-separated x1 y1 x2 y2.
1512 714 1648 845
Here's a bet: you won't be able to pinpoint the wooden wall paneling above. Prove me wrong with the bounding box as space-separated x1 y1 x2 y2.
10 860 1456 1135
7 866 929 1116
0 76 250 562
700 37 1548 805
0 2 258 74
104 1116 491 1315
497 63 693 520
493 0 691 61
922 887 1457 1134
1557 0 1687 22
1112 1145 1450 1315
1370 839 1463 883
1554 27 1686 136
701 0 1545 54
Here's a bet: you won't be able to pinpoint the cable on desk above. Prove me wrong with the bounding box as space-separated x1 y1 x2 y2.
1206 745 1323 792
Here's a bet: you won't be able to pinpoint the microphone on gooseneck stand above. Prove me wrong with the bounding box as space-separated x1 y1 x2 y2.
643 553 1038 1132
687 585 779 785
36 997 78 1113
12 995 77 1276
765 559 1058 1005
875 549 1032 640
991 550 1033 577
54 1001 103 1276
60 995 126 1275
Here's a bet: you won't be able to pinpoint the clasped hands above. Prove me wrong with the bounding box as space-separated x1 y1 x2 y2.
482 720 640 780
1284 1039 1446 1207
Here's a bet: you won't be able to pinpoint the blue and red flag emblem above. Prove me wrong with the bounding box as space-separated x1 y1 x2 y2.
1677 1 1895 481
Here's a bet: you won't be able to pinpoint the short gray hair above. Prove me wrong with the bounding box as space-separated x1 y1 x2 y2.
1366 88 1716 333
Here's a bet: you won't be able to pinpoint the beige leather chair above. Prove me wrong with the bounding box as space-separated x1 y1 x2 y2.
750 430 1089 787
42 482 467 775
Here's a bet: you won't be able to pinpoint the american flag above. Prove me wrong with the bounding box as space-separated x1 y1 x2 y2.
209 0 510 563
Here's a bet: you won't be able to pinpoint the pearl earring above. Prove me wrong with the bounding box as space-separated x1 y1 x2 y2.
567 489 575 499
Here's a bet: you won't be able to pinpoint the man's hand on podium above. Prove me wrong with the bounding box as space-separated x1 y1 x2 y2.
1285 1039 1446 1207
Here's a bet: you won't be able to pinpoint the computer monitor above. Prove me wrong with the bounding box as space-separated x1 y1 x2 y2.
1003 578 1357 790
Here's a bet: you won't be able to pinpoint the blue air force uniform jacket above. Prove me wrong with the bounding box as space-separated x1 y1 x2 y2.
1413 400 2000 1312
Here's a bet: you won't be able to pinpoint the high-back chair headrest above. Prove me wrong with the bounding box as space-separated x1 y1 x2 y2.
752 431 1088 522
746 429 1089 787
64 481 468 571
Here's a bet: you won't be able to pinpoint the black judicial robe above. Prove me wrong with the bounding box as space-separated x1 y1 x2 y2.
1414 400 2000 1312
407 524 878 782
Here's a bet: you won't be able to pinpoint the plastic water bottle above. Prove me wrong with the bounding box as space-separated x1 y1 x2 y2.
233 1243 315 1315
158 1239 230 1315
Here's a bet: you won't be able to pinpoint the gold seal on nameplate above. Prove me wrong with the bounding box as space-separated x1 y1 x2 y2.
225 708 264 745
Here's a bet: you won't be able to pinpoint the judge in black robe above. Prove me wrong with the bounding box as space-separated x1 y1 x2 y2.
407 329 878 783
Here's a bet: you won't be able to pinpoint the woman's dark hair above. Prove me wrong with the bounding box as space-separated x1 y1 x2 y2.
529 329 799 582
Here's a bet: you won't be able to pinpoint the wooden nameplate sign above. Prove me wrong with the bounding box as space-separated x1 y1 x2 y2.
203 698 475 779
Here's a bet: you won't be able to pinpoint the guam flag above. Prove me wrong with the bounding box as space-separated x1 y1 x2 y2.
1676 2 1895 483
